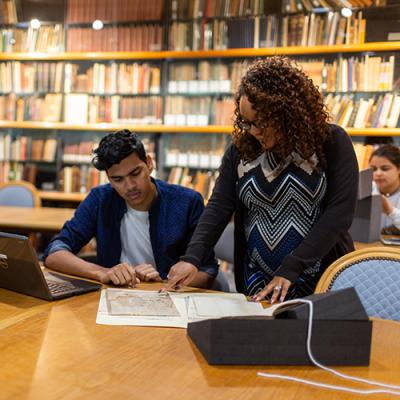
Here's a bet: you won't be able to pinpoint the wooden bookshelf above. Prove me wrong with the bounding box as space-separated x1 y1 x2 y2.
1 42 400 61
1 1 400 196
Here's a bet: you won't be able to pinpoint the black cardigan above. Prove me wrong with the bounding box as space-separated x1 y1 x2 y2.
181 125 359 293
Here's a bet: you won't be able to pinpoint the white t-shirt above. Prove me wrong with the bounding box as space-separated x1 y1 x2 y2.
382 190 400 232
120 205 156 267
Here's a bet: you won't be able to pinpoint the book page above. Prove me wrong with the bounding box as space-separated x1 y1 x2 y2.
105 289 180 317
188 296 266 320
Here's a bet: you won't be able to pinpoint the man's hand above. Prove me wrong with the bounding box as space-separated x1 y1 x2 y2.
134 264 162 282
162 261 198 291
97 263 139 286
253 276 292 303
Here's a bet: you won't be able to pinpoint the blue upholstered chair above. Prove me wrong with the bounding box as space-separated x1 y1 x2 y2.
0 181 41 208
212 222 235 292
315 247 400 321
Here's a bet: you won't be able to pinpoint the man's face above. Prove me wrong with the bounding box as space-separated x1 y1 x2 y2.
107 152 156 211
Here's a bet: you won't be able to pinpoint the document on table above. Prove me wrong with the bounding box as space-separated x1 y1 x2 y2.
96 288 273 328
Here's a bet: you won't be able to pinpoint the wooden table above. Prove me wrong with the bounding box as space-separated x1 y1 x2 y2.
0 205 74 233
1 284 400 400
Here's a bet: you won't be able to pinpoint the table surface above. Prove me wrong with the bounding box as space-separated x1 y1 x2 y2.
1 283 400 400
0 205 74 232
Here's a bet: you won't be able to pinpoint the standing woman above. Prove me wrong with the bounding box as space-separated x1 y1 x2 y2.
166 56 359 303
369 144 400 234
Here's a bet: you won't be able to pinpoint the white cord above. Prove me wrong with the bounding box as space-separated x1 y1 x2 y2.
257 299 400 395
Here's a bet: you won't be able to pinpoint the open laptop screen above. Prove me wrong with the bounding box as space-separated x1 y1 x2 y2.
0 231 101 300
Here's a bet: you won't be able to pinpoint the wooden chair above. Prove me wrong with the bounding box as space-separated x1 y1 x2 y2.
315 247 400 321
0 180 41 208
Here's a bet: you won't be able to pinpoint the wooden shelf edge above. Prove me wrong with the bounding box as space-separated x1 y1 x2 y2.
1 121 399 135
1 42 399 60
0 121 232 133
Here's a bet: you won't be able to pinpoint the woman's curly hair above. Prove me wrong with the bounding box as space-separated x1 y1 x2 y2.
232 56 331 169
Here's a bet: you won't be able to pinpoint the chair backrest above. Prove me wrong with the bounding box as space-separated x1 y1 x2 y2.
0 181 41 208
211 222 235 292
214 222 234 264
315 247 400 321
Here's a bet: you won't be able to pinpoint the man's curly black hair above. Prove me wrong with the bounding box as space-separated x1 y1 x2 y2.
232 56 331 169
92 129 147 171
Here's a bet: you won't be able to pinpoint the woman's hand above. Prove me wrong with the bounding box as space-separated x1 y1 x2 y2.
382 195 394 215
253 276 292 303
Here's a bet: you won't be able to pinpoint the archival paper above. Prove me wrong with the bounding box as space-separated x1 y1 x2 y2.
96 288 270 328
105 289 180 317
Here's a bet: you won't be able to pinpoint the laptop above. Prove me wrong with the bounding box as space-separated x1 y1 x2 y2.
0 231 101 300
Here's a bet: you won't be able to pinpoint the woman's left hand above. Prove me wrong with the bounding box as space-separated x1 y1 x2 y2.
253 276 292 303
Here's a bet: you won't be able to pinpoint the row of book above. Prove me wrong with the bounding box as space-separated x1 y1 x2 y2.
326 93 400 128
0 0 17 24
164 96 235 126
0 161 40 184
171 0 382 20
167 167 219 201
301 55 396 92
164 134 228 169
64 62 161 95
0 61 161 95
171 0 270 19
281 10 365 48
2 91 400 128
169 10 365 51
281 0 383 13
66 0 164 23
0 133 58 162
0 25 65 53
0 62 64 93
1 55 395 97
168 60 249 94
66 25 163 52
59 165 108 194
62 136 156 164
0 93 163 124
353 142 376 171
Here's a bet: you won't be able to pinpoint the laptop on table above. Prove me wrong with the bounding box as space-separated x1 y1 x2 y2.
0 232 101 300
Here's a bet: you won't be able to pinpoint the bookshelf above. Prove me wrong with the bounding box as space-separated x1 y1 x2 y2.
0 0 399 200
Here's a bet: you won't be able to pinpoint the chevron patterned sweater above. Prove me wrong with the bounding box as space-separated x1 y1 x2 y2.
181 125 358 296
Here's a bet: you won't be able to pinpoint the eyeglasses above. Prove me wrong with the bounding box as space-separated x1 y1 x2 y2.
237 117 267 131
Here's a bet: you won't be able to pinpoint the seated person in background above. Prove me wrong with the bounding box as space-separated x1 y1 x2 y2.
44 129 218 288
369 144 400 235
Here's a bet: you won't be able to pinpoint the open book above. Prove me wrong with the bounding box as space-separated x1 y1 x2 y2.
96 288 298 328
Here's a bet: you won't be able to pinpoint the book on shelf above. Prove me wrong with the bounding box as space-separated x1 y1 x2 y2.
66 25 163 52
66 0 164 23
64 94 89 124
0 24 64 53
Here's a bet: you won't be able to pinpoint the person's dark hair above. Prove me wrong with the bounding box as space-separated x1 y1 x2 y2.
232 56 331 168
92 129 147 171
370 144 400 169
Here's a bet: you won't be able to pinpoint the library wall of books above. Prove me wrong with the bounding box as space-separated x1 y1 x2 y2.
0 0 399 200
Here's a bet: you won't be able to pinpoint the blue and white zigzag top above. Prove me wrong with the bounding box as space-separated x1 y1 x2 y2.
237 151 327 298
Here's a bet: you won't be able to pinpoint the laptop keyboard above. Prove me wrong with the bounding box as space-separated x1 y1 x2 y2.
47 280 77 294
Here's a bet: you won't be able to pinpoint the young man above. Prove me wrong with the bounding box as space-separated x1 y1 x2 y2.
44 130 218 288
